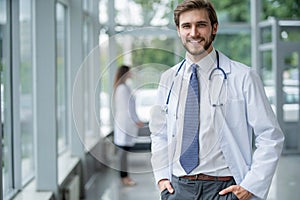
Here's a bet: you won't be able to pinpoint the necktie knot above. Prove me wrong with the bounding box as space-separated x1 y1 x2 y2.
191 64 198 74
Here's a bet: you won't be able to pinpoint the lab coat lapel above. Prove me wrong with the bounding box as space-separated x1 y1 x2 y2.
166 63 185 121
169 72 183 113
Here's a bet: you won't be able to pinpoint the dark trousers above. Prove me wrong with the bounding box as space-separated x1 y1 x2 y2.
161 175 239 200
117 146 131 178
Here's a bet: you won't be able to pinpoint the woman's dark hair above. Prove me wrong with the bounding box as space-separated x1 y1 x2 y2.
113 65 130 89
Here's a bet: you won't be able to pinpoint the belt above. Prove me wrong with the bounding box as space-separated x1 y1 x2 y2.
180 173 233 181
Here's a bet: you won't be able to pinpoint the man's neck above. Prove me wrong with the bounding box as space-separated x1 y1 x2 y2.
187 46 214 63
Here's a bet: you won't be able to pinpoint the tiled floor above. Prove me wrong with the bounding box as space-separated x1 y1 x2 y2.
84 151 300 200
267 155 300 200
84 151 160 200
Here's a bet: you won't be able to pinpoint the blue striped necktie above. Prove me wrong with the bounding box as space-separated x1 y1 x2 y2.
180 64 200 174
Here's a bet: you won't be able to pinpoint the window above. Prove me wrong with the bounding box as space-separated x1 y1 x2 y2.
19 0 34 184
56 2 68 153
1 0 14 198
114 0 173 26
282 52 299 122
99 31 112 136
212 0 250 23
82 0 101 149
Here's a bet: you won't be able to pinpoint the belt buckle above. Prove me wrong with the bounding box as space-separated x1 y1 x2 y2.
194 174 198 180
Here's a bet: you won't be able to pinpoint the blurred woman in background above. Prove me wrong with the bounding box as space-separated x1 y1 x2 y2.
113 65 144 186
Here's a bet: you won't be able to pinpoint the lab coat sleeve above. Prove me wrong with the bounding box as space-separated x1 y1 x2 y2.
149 72 171 184
239 69 284 199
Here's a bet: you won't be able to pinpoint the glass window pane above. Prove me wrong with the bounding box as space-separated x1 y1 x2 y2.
99 0 108 24
283 52 299 122
56 3 68 153
83 0 89 12
99 31 111 135
83 19 89 58
280 24 300 42
212 0 250 23
214 33 251 66
20 0 34 184
1 0 14 197
261 50 277 115
114 0 251 26
114 0 144 26
113 0 178 27
262 0 300 20
114 34 181 122
261 26 272 44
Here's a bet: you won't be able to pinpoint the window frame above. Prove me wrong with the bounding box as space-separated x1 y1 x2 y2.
56 1 70 155
18 0 35 186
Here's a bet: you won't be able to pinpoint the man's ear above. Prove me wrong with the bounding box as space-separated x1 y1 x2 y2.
212 23 218 35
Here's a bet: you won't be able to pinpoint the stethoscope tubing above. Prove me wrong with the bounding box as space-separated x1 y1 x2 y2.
165 50 226 106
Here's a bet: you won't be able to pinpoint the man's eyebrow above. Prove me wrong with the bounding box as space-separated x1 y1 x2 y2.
196 20 209 24
180 22 190 26
180 20 209 26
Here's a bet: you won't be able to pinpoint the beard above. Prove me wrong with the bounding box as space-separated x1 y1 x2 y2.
182 34 215 57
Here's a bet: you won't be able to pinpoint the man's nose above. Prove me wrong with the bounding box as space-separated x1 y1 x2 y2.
190 26 199 37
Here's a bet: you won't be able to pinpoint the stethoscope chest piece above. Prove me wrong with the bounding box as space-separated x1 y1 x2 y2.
209 74 227 107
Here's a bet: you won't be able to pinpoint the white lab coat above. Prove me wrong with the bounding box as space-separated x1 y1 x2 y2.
114 83 139 147
150 52 284 200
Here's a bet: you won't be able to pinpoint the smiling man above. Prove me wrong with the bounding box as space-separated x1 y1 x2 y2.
177 7 217 59
149 0 284 200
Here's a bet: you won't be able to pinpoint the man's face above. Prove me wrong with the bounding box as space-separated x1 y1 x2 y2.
177 9 218 61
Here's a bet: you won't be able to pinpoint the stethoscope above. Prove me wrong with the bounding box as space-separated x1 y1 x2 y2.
165 50 227 113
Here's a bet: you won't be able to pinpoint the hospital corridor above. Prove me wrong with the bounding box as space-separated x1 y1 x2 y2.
1 0 300 200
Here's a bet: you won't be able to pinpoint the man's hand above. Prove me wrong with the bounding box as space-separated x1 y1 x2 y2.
158 179 174 193
219 185 252 200
136 121 144 128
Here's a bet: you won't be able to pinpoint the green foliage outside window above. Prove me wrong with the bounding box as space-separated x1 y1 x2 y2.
112 0 299 71
262 0 300 20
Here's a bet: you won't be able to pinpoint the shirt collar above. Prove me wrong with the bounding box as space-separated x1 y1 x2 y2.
185 48 216 74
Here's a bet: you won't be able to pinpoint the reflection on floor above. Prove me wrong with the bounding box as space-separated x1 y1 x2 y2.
84 151 160 200
84 152 300 200
268 155 300 200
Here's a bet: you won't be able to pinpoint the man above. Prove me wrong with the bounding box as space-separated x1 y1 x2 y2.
149 0 284 199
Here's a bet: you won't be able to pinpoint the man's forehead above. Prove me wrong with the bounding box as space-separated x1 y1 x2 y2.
179 9 209 22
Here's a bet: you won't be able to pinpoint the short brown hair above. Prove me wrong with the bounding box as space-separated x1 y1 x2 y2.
174 0 218 28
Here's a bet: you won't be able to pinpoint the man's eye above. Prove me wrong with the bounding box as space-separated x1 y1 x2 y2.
197 23 207 27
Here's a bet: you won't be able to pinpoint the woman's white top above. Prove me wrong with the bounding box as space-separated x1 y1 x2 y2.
113 83 139 147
